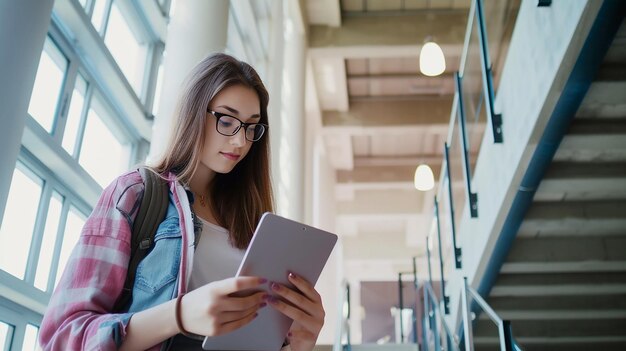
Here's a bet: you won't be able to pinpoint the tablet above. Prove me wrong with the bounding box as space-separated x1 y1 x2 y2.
202 212 338 351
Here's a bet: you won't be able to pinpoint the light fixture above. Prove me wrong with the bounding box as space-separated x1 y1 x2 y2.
414 164 435 191
419 40 446 76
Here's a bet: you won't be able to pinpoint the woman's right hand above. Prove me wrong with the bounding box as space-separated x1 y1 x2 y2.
179 276 268 336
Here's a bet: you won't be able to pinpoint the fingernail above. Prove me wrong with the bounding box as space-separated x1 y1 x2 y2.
260 302 267 308
268 296 279 305
259 278 268 284
254 313 259 318
288 272 296 279
271 282 280 291
262 294 270 300
288 332 292 337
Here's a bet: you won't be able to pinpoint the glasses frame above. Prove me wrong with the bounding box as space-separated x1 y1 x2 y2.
207 110 268 142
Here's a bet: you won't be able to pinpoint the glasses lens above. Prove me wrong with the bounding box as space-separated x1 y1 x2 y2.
246 124 265 141
216 115 239 135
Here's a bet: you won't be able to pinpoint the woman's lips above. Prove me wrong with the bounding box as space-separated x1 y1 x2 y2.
220 152 240 161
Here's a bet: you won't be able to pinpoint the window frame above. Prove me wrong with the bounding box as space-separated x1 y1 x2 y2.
0 0 167 339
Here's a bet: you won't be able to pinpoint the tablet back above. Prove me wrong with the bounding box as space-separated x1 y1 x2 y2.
202 213 338 350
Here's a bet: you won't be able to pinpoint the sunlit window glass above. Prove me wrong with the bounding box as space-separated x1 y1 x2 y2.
0 322 12 350
27 37 67 133
104 2 146 94
79 102 129 187
0 167 43 280
152 59 164 114
22 324 39 351
62 75 88 156
91 0 107 33
34 192 63 291
55 207 85 288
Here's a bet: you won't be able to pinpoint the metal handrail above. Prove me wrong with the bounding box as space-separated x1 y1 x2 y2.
334 280 351 351
455 72 478 219
423 282 459 351
434 197 451 313
461 277 517 351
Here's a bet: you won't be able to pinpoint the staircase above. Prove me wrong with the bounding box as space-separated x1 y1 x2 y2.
474 19 626 351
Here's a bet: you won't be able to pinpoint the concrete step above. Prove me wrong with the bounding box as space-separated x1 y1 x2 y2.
575 81 626 119
494 272 626 287
603 20 626 65
473 317 626 338
488 294 626 312
500 260 626 273
474 336 626 351
490 283 626 297
554 119 626 161
535 161 626 201
518 200 626 237
504 236 626 263
596 62 626 81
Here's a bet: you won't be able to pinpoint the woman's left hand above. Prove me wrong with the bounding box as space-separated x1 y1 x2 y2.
269 273 325 351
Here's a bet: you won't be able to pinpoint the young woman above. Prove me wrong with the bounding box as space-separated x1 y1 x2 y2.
39 53 325 351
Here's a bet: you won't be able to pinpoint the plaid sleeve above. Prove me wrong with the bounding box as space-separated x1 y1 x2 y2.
39 171 144 351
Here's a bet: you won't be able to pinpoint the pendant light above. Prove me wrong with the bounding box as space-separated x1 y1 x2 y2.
419 39 446 76
414 164 435 191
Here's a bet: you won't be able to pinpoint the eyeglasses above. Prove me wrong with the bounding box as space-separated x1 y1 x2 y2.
207 110 268 142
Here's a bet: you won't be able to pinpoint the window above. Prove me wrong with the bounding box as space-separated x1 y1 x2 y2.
78 96 131 187
104 2 147 94
0 305 41 351
22 324 39 351
27 36 67 134
91 0 109 34
1 0 166 348
0 166 43 280
34 192 63 291
62 74 88 156
0 321 12 350
152 58 165 115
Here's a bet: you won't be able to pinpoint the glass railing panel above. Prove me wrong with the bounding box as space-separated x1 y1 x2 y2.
483 0 521 91
460 2 488 174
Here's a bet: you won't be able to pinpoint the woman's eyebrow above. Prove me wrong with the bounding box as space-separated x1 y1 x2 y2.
216 105 260 119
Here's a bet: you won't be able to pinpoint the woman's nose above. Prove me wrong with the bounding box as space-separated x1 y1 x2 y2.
229 127 247 146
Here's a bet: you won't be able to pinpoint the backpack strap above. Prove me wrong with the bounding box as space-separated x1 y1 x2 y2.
112 167 169 312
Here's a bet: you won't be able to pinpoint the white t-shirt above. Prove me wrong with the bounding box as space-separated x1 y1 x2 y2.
171 218 246 350
188 217 245 291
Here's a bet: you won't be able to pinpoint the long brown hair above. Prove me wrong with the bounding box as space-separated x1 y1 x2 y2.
152 53 274 249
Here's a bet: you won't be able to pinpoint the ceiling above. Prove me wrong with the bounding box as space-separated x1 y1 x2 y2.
304 0 515 281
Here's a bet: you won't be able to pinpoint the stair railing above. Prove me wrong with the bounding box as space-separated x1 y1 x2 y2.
460 277 521 351
422 282 459 351
334 280 351 351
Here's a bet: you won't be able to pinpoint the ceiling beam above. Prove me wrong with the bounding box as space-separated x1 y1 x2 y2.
348 73 456 97
313 57 350 111
322 97 453 127
337 164 441 184
309 11 468 49
336 189 425 215
354 155 444 166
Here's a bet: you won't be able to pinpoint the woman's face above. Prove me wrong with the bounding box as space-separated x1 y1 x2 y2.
201 84 261 175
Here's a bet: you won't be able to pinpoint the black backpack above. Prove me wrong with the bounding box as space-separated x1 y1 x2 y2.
113 167 169 312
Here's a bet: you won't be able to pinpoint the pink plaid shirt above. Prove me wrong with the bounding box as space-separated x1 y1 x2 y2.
39 170 196 351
